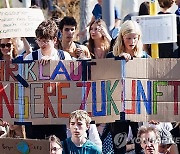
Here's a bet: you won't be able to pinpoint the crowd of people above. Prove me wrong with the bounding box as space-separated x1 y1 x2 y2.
0 111 179 154
0 0 180 154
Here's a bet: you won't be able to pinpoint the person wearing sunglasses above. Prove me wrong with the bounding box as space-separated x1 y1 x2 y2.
0 37 32 61
0 38 18 60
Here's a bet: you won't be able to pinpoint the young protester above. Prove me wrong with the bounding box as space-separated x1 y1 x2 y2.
24 19 71 64
0 38 19 60
62 110 101 154
0 37 33 61
49 135 62 154
113 20 150 61
121 1 151 57
24 19 70 141
88 19 111 59
67 123 102 150
58 16 91 60
137 125 160 154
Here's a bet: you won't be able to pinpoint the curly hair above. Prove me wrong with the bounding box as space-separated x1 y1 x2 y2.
35 19 58 40
137 125 160 143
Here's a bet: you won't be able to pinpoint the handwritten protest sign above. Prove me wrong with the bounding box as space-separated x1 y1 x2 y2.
0 8 44 39
0 59 179 124
0 138 49 154
132 14 177 44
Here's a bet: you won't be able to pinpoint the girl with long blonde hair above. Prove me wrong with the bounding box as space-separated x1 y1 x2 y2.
113 20 149 61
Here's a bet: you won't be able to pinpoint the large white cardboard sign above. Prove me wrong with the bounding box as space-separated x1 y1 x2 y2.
0 8 44 38
132 14 177 44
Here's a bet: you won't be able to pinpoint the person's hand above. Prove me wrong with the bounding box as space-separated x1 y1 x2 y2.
75 48 88 60
98 25 112 42
119 53 132 61
0 119 9 127
99 25 108 37
39 56 51 65
148 120 159 125
75 48 83 58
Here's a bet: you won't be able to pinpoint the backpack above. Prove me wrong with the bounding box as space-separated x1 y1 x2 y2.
32 49 65 60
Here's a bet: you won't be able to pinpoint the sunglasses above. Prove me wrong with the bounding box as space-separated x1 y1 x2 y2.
50 147 61 152
35 39 51 45
0 43 12 48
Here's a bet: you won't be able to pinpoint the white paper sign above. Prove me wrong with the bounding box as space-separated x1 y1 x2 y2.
0 8 45 39
132 14 177 44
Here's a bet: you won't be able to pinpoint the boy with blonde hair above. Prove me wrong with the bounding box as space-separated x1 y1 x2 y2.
62 110 101 154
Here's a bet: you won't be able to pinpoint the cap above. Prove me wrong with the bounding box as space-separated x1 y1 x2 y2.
159 128 174 145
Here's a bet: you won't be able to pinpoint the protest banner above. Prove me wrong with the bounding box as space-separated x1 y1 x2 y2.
0 59 179 125
0 138 49 154
0 8 44 38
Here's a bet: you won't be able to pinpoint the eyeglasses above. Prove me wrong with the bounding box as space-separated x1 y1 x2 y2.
35 39 51 45
51 147 61 152
0 43 12 48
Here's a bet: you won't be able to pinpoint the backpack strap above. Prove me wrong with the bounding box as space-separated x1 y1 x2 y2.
58 49 65 60
74 42 81 48
32 50 38 60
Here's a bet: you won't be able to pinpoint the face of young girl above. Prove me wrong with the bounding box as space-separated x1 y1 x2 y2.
123 33 139 53
0 38 13 56
90 23 103 40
